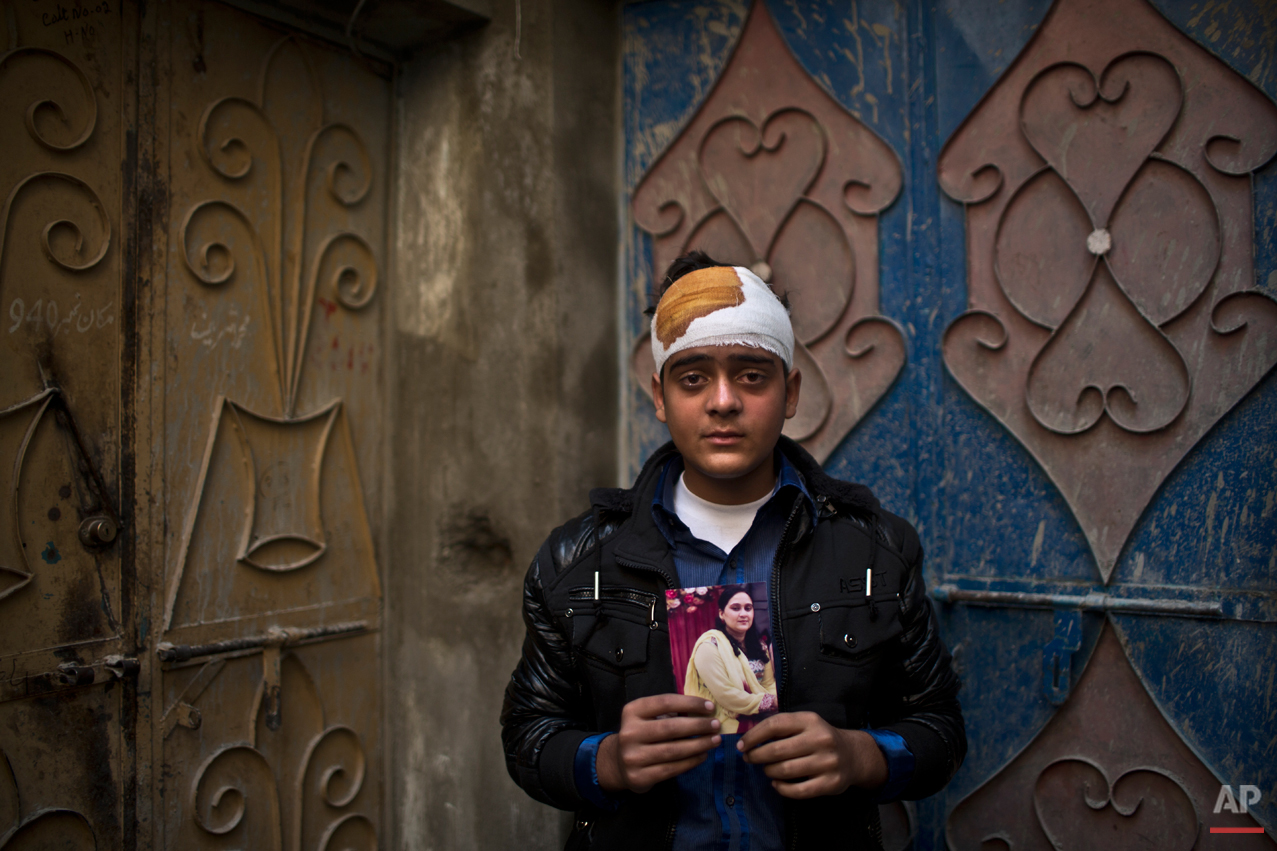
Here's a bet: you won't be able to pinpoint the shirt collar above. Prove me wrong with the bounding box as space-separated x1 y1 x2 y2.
650 450 816 538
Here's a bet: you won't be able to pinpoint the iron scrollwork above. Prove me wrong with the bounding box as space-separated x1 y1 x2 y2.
189 654 376 850
179 36 377 418
168 35 382 618
0 45 111 319
0 749 96 849
0 41 110 608
945 626 1269 848
938 0 1277 578
630 1 906 462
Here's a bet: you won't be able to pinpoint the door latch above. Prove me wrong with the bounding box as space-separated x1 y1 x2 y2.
1042 610 1082 705
104 655 140 678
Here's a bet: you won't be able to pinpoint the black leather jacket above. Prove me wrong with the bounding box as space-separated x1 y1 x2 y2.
501 438 965 850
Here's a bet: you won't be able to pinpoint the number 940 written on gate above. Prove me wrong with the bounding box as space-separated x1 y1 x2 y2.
8 297 114 336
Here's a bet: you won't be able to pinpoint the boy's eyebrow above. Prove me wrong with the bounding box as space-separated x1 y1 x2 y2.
727 353 777 365
668 351 779 371
667 353 712 371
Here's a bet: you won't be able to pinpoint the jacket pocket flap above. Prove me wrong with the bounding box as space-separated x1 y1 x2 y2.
815 599 902 659
571 609 651 668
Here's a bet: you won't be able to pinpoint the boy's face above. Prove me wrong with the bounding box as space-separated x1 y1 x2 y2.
652 344 801 499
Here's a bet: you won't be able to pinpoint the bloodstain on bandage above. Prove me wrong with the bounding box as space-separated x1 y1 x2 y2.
654 267 744 346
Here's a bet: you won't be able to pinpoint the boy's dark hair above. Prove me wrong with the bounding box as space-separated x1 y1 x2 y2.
643 250 790 317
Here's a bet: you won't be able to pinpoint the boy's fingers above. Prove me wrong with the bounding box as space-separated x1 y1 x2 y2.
641 715 719 743
771 776 832 800
737 712 811 753
739 734 813 766
634 752 711 789
628 694 716 720
621 716 716 748
632 734 721 767
760 754 828 782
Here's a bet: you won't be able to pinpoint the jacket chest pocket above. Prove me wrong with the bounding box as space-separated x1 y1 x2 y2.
565 587 658 670
806 597 902 667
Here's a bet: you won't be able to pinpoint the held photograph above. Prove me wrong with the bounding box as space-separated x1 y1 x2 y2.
666 582 778 734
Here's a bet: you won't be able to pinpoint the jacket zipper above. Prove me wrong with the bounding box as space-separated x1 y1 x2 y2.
612 555 679 849
613 555 675 589
568 586 658 609
770 497 804 707
568 585 659 629
663 816 677 851
772 498 807 851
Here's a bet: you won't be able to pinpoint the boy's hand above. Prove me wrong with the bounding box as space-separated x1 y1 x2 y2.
597 694 722 794
736 712 888 799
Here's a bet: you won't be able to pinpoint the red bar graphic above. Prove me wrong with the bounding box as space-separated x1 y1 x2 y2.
1209 827 1267 834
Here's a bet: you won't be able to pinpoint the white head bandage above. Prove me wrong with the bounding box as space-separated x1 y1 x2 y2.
651 265 794 376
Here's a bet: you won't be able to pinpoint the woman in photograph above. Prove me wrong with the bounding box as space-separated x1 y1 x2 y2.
683 585 778 734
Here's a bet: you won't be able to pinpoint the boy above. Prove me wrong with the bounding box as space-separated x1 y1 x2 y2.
502 253 965 850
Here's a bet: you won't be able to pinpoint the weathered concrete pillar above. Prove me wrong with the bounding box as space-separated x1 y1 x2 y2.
386 0 619 847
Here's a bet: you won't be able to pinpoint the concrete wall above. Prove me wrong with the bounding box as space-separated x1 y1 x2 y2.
385 0 619 847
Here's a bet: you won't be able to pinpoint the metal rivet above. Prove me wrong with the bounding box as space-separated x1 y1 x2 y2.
810 603 821 613
844 634 856 648
1086 228 1112 256
614 647 624 663
649 621 658 630
565 608 573 618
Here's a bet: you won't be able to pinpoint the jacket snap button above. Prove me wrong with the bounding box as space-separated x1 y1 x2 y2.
810 603 821 613
725 795 735 807
614 647 624 663
565 608 574 618
844 634 856 648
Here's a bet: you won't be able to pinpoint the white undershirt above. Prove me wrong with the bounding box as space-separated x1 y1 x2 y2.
673 472 775 555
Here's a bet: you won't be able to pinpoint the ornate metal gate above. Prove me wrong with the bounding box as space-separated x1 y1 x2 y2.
622 0 1277 846
0 1 387 847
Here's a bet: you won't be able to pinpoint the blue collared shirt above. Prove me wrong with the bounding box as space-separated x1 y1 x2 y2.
574 454 914 849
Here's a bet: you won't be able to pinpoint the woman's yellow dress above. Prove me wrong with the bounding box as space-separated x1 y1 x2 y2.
683 629 777 734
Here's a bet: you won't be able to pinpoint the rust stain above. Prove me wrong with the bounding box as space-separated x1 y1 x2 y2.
653 266 744 346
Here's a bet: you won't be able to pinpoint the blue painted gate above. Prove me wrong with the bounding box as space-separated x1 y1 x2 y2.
621 0 1277 846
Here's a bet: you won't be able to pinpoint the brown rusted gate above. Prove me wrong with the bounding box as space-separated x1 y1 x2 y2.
0 1 389 847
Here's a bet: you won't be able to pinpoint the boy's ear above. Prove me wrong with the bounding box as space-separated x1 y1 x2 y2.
784 368 802 420
651 372 667 423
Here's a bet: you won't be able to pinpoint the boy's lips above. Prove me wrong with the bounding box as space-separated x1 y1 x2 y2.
705 430 744 444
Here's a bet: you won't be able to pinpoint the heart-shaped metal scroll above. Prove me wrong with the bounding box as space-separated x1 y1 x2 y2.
631 0 905 463
938 0 1277 579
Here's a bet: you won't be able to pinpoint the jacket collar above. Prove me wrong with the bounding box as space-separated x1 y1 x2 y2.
592 438 882 584
590 436 880 522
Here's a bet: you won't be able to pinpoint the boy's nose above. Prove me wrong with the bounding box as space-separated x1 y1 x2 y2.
707 375 741 413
